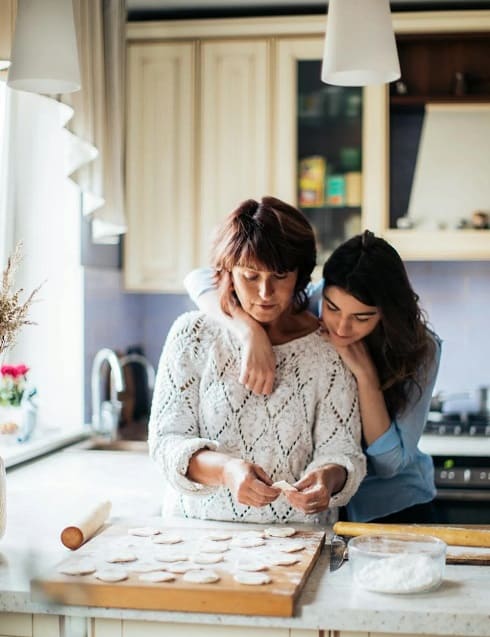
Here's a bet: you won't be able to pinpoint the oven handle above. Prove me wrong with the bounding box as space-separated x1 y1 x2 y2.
436 489 490 502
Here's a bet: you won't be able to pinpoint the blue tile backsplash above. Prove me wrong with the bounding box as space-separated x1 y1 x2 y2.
84 261 490 421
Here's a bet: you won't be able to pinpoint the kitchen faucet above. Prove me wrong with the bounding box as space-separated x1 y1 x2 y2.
119 353 156 393
91 348 125 439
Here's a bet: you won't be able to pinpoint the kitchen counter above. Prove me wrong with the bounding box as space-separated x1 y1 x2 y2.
0 446 489 637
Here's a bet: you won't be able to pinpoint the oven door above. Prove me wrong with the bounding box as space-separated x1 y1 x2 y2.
432 455 490 524
434 488 490 524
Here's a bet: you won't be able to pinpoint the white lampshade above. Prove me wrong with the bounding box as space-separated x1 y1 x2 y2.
0 0 16 71
7 0 81 94
321 0 401 87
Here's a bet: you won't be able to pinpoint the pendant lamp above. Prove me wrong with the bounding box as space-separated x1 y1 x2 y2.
7 0 81 94
0 0 16 71
321 0 400 87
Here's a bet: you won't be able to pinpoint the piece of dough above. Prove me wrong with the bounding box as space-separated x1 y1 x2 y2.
271 554 300 566
272 480 297 492
198 541 229 553
154 551 188 563
139 570 175 582
192 553 224 564
166 562 198 574
204 531 233 541
265 526 296 538
231 536 265 548
234 572 271 585
59 560 96 576
278 541 306 553
106 550 137 563
128 527 161 537
151 533 183 545
235 559 268 572
183 569 220 584
127 561 162 573
94 567 128 582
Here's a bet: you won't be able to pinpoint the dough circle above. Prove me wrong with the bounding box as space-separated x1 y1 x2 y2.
59 560 96 576
234 572 271 585
272 554 300 566
183 569 220 584
139 570 175 582
193 553 224 564
166 562 198 574
198 541 229 553
278 541 306 553
94 567 128 582
235 559 268 572
106 550 137 563
152 533 183 545
128 527 161 537
127 561 162 573
231 536 265 548
265 526 296 538
154 551 188 563
204 531 233 541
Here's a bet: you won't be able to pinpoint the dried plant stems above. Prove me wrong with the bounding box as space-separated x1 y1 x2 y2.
0 243 42 357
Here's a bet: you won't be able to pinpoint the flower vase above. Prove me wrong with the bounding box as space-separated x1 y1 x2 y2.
0 456 5 539
0 405 23 444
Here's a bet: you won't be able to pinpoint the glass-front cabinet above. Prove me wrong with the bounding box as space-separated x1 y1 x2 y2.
273 38 366 272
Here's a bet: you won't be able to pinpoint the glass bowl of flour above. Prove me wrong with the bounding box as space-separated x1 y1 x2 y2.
349 533 447 594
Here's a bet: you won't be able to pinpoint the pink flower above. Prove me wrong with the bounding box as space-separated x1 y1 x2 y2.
1 364 29 379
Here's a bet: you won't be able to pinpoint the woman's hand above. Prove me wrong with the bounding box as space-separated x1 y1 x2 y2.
319 323 378 384
222 458 280 507
285 465 347 515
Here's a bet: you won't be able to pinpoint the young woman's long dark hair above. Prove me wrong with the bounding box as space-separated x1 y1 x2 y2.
211 197 317 312
322 230 435 417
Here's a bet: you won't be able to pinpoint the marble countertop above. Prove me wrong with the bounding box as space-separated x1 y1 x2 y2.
1 445 489 636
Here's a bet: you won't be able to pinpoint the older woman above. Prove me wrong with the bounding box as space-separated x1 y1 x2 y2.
148 197 365 524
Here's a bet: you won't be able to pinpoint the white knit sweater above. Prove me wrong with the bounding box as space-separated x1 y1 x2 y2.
149 311 366 524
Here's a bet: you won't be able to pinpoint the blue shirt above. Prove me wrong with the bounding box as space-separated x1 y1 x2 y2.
307 280 440 521
184 271 440 522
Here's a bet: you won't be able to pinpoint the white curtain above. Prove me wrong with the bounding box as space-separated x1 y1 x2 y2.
2 87 84 429
63 0 127 244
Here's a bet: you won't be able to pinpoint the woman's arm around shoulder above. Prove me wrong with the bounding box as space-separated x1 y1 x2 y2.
183 268 276 395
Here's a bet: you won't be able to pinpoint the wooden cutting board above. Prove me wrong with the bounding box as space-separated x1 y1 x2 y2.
31 524 325 617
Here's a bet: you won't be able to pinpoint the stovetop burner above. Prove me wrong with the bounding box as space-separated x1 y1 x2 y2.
424 412 490 436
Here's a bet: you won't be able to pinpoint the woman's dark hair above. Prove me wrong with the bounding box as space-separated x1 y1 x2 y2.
322 230 435 417
211 197 316 312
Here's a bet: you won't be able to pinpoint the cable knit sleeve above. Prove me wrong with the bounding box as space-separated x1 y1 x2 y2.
148 313 220 496
304 348 366 507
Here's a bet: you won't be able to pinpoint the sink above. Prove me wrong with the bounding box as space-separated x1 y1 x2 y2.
72 438 149 453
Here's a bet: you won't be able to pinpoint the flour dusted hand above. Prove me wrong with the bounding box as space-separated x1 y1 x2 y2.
222 458 280 507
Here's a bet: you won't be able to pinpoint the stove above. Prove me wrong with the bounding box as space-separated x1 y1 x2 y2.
424 412 490 437
421 412 490 523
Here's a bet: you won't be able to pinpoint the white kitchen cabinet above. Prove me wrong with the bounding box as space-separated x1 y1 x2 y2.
0 612 31 637
32 615 60 637
125 41 197 292
123 622 290 636
125 10 490 290
198 39 272 264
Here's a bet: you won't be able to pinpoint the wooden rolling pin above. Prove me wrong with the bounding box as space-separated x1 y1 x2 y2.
333 521 490 548
60 500 112 550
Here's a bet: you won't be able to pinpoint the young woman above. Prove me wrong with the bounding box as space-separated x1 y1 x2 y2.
148 197 366 524
184 230 441 523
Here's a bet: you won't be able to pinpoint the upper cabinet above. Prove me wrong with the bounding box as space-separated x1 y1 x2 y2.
363 11 490 260
125 11 490 291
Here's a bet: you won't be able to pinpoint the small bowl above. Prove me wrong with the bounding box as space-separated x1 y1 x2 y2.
349 533 446 594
